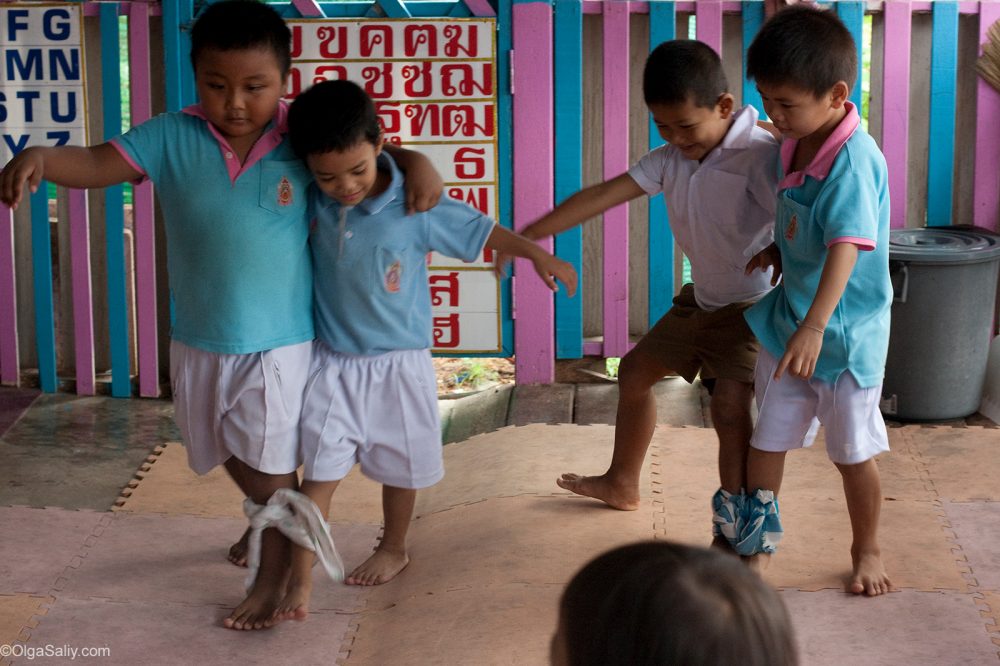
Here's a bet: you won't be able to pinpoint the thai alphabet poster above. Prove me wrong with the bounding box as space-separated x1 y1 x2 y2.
287 18 501 354
0 3 87 165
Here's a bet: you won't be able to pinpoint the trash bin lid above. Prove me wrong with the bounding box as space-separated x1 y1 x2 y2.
889 228 1000 264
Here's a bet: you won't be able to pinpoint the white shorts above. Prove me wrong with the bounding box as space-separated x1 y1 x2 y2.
169 340 312 475
300 343 443 488
751 348 889 465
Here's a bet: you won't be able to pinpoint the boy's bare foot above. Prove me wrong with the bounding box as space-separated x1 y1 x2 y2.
848 550 891 596
744 552 771 575
556 473 640 511
223 582 285 631
271 580 311 624
346 547 409 586
228 528 251 567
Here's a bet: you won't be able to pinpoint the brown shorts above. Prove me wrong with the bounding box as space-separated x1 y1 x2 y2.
631 283 760 385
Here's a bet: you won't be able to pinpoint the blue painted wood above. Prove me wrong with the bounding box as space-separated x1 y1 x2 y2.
271 2 463 17
161 0 183 112
836 1 865 110
498 0 514 356
30 186 57 393
647 1 675 328
741 0 764 116
928 1 958 227
375 0 413 18
553 0 583 358
100 4 132 397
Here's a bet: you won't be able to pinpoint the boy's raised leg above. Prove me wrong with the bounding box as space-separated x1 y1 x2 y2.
223 460 298 630
709 378 754 550
744 448 787 573
272 479 341 623
837 458 891 596
347 485 415 585
557 350 671 511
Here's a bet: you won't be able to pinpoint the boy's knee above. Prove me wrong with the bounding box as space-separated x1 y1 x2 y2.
617 354 666 396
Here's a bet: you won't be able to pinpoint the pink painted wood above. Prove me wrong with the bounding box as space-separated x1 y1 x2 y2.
882 0 912 229
512 3 556 384
291 0 324 17
583 1 985 12
67 189 95 395
602 0 631 358
695 0 724 53
973 2 1000 232
0 204 18 385
128 2 160 397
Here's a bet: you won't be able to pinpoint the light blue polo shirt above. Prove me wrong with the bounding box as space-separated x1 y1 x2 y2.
744 104 892 388
112 103 314 354
310 153 494 356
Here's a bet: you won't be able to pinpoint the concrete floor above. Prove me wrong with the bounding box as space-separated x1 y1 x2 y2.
1 384 999 665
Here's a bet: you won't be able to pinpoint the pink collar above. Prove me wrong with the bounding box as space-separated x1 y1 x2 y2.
778 101 860 192
182 101 289 183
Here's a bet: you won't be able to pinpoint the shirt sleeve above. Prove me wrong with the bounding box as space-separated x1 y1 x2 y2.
814 168 881 248
111 113 174 183
426 197 496 262
746 141 780 218
627 145 673 196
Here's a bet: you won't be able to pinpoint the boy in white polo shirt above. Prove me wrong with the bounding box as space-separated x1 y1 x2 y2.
501 40 779 550
740 5 892 596
273 79 576 620
0 0 442 630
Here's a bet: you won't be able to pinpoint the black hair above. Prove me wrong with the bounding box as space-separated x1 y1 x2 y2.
560 542 798 666
287 80 382 159
643 40 729 109
190 0 292 75
746 4 857 96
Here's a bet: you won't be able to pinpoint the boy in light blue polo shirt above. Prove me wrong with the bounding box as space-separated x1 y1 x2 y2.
272 79 576 620
0 0 443 630
738 5 892 597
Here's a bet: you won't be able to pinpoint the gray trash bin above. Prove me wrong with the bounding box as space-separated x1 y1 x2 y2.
881 227 1000 420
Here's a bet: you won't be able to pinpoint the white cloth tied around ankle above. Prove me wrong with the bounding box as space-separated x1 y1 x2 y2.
243 488 345 591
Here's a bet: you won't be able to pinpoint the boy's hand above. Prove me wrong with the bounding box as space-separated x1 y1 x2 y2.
745 243 782 286
530 251 577 297
493 224 543 278
1 149 45 209
774 325 823 380
402 153 443 215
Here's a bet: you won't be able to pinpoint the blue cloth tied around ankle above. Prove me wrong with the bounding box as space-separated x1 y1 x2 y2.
243 488 345 591
712 488 783 556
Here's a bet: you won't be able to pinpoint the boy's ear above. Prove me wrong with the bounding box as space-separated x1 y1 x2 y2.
830 81 850 108
375 132 385 155
716 93 735 118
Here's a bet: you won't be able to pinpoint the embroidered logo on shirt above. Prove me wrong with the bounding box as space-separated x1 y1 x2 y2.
785 214 798 241
385 260 402 293
277 177 293 206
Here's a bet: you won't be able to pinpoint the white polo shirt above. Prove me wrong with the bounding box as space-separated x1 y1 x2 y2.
628 104 779 311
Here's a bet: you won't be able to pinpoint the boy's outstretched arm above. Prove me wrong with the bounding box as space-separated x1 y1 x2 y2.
486 225 578 297
495 173 644 275
775 242 859 380
1 144 142 210
382 144 443 214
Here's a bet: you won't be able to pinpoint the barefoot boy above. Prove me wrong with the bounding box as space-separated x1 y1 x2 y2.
0 0 441 629
737 4 893 595
274 80 576 619
502 41 779 549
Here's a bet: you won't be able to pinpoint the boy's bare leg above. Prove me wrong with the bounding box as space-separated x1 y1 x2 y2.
347 485 415 585
222 457 252 567
709 378 754 551
744 448 787 573
837 458 891 596
223 460 298 630
557 349 671 510
272 479 341 623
